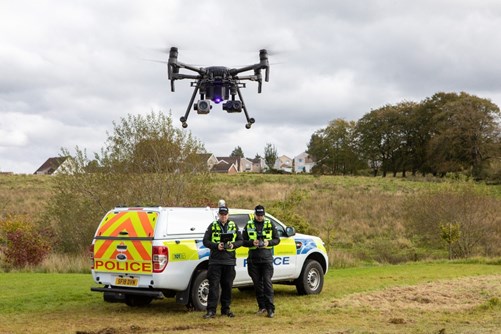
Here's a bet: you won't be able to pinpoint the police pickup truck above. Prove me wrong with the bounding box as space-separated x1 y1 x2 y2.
90 206 328 310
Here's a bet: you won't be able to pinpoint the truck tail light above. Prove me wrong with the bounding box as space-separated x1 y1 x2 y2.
89 244 95 269
152 246 169 273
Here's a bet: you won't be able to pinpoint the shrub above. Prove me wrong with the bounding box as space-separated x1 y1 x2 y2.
0 216 52 268
404 187 501 258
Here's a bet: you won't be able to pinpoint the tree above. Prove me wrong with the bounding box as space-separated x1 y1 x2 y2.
426 92 501 179
230 146 244 158
264 143 278 170
307 119 363 175
439 221 461 260
45 111 215 253
97 112 206 174
354 105 404 177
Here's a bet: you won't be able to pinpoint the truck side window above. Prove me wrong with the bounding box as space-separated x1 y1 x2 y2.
229 214 250 231
268 217 285 237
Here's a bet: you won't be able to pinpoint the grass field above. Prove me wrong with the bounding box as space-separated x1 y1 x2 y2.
1 262 500 334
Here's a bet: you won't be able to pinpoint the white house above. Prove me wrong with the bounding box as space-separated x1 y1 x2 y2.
250 157 266 173
274 155 293 173
34 157 74 175
294 152 315 173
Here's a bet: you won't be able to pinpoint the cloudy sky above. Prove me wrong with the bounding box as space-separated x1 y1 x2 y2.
2 0 501 174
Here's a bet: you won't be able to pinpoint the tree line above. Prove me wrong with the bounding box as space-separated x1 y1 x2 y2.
307 92 501 181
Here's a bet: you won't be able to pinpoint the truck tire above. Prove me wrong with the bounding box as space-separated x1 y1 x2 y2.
124 295 153 307
296 259 324 295
190 270 210 311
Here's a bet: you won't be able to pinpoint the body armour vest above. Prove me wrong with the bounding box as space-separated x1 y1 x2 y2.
210 220 237 252
246 219 273 249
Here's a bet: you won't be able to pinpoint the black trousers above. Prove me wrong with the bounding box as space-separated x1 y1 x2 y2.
247 261 275 311
206 264 236 313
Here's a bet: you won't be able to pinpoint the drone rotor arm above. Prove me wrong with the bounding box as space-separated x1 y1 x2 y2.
229 63 264 76
171 73 202 80
175 61 206 75
234 75 259 81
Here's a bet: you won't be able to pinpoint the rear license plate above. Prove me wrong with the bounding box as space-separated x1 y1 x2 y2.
115 277 138 286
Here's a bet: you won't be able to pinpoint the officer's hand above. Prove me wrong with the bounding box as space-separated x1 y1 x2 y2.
228 243 234 249
263 240 269 247
218 243 224 251
253 240 260 247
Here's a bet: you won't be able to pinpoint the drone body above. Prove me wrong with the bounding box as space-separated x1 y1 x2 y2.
167 47 270 129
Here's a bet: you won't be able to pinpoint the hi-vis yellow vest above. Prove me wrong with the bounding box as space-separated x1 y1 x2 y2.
246 219 273 249
210 221 237 252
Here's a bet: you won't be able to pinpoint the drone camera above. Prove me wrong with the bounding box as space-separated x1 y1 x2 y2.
223 100 242 113
194 100 211 114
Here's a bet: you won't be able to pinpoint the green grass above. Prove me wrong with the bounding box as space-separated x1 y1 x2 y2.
1 262 500 334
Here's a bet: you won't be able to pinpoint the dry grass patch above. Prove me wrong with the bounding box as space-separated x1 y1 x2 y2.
333 274 501 312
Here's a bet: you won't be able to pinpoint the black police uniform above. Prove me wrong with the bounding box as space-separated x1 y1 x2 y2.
202 211 243 317
242 206 280 317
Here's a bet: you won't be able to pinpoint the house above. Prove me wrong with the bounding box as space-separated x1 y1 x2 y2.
274 155 293 173
294 152 315 173
249 157 266 173
217 156 242 172
211 161 238 174
34 157 71 175
198 153 218 171
240 157 254 172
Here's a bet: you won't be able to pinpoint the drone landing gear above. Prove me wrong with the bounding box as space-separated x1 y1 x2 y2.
180 116 188 128
179 81 201 129
245 118 255 129
235 86 255 129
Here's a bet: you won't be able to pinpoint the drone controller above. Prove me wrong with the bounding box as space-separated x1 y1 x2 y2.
220 233 234 250
257 231 265 248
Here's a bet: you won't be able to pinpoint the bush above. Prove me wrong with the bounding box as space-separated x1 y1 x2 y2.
404 187 501 258
0 216 52 268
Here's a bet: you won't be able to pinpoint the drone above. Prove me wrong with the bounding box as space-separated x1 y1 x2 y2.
166 47 270 129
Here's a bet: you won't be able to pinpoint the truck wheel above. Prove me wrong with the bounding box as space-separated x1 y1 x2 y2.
190 270 210 311
124 295 153 307
296 259 324 295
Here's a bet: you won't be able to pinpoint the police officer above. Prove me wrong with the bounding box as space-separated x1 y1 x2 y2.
202 205 243 318
242 205 280 318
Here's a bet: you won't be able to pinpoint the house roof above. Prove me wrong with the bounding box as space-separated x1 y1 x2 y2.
217 156 241 169
34 157 68 175
211 161 237 173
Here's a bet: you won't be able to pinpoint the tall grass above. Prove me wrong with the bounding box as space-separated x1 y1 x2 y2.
0 174 53 218
0 253 91 273
1 174 500 270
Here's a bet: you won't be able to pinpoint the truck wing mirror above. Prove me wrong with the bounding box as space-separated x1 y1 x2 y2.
286 226 296 237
